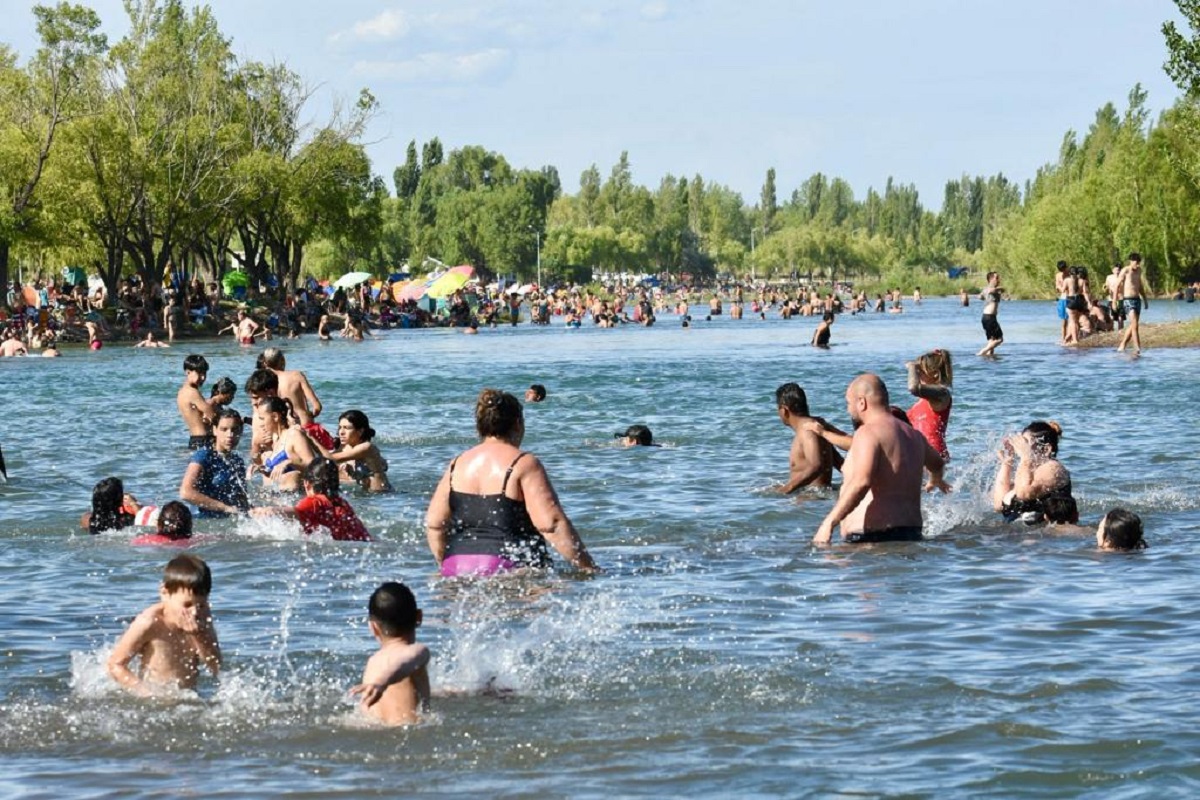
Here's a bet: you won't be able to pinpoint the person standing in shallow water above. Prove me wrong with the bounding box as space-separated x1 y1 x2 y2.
811 374 945 544
977 271 1004 357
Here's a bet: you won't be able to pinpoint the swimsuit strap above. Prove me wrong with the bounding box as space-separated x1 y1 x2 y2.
501 452 529 493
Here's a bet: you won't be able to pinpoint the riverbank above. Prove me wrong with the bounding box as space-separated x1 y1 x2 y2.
1076 316 1200 349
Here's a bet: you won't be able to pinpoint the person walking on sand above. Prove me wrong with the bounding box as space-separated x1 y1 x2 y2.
1115 252 1149 353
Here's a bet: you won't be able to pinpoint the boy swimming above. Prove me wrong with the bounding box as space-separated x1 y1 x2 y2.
350 582 431 725
107 554 221 696
1097 508 1146 552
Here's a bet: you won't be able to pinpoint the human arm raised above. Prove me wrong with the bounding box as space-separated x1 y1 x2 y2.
906 362 951 409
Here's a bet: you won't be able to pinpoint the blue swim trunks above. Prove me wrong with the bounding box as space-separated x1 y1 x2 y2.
1056 298 1068 320
1123 297 1142 315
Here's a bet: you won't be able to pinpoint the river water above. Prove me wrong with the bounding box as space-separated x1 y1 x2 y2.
2 298 1200 797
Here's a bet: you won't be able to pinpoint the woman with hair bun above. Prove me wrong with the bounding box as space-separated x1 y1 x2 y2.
906 348 953 461
313 410 391 493
992 420 1078 525
425 388 598 577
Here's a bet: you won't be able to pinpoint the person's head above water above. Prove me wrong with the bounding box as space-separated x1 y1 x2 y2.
475 389 523 441
915 349 953 386
157 501 194 541
260 347 285 370
303 457 341 498
89 477 129 534
775 383 810 417
245 368 278 402
1022 420 1063 457
525 384 547 403
616 424 654 447
338 410 375 443
183 354 209 376
210 377 236 400
1097 508 1146 551
846 373 889 426
368 581 421 638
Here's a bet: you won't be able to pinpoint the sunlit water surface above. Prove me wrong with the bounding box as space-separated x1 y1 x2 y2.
3 298 1200 797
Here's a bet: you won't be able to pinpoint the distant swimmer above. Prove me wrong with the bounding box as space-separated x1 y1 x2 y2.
220 309 260 345
177 354 215 451
977 271 1004 357
811 374 945 544
615 424 659 447
80 476 138 534
107 554 221 697
135 331 170 348
525 384 547 403
0 331 28 356
960 288 969 307
811 311 833 348
774 382 835 491
131 501 194 546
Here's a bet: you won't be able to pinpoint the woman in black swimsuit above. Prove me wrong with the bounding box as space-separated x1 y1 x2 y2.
992 420 1078 525
424 389 598 577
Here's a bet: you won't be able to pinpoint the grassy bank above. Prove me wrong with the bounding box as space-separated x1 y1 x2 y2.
1076 317 1200 349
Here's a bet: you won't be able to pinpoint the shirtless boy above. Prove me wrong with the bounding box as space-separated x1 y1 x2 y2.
1104 263 1125 331
222 310 260 345
1115 252 1149 353
259 348 323 426
177 354 215 450
775 382 834 491
349 582 431 726
106 554 221 697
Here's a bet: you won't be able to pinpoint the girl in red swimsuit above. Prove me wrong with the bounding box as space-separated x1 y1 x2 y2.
905 349 953 461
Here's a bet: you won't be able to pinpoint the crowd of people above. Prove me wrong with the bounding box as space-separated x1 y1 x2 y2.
6 259 1169 726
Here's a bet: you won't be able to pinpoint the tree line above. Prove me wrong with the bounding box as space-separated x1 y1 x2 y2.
3 0 1199 298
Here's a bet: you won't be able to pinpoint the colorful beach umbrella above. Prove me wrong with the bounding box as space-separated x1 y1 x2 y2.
426 266 474 299
397 281 428 302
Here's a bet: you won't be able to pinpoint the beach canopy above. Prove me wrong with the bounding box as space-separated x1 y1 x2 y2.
334 271 374 288
397 281 428 302
426 265 475 298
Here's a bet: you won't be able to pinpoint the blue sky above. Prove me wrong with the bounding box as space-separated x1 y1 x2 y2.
1 0 1187 210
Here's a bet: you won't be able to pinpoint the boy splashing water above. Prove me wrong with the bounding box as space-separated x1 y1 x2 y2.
350 582 430 725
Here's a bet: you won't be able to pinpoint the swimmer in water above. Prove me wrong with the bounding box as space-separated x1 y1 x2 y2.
992 421 1077 526
1096 508 1146 551
251 457 372 541
312 410 391 493
107 554 221 697
80 476 138 534
905 349 953 463
525 384 547 403
775 382 835 491
135 331 170 348
177 354 215 451
131 501 194 546
179 410 251 517
616 424 657 447
349 582 431 725
811 311 833 348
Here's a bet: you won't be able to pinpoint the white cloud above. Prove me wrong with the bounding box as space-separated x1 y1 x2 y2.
330 8 410 43
640 2 669 21
353 48 512 84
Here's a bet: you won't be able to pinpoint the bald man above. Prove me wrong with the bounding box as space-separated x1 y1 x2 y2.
813 373 944 544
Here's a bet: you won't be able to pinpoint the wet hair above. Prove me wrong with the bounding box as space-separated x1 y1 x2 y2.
211 377 236 398
260 347 285 369
1042 494 1079 525
162 554 212 596
916 349 953 387
618 424 654 446
1100 508 1146 550
89 477 133 535
1023 420 1063 456
303 457 341 498
264 396 294 423
215 408 245 433
475 389 523 439
528 384 546 401
157 501 193 540
368 581 419 636
245 368 278 396
340 410 375 441
1056 260 1068 271
1128 252 1142 263
183 354 209 374
775 383 810 416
